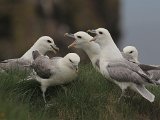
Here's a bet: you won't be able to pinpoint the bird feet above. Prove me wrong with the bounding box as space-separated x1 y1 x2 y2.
118 90 127 103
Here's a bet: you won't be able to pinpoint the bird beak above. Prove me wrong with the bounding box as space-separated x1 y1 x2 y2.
64 33 77 49
50 45 59 54
87 30 97 42
74 65 79 73
87 29 97 34
89 36 97 42
68 41 77 48
64 33 75 39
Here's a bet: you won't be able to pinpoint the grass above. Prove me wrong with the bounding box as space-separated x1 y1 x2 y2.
0 64 160 120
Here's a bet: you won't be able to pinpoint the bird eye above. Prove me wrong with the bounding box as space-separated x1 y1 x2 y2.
77 36 82 39
69 59 73 63
47 40 52 43
129 51 133 54
99 31 103 34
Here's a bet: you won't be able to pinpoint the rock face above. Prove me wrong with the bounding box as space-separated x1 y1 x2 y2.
0 0 121 62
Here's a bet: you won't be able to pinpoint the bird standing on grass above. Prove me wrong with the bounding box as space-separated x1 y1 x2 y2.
88 28 158 102
30 50 80 104
0 36 59 72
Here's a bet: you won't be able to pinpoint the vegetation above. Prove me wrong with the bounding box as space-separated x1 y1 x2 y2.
0 64 160 120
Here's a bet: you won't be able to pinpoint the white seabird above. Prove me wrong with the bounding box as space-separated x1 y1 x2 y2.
122 46 139 63
88 28 157 102
123 45 160 82
0 36 59 72
30 50 80 104
64 31 101 71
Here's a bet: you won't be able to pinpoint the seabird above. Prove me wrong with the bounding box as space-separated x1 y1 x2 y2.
88 28 157 102
64 31 101 71
0 36 59 72
30 50 80 104
123 45 160 82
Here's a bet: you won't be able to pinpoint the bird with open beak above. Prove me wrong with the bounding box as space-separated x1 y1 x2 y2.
64 33 77 48
64 31 101 71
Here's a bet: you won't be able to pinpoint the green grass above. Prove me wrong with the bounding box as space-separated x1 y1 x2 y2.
1 64 160 120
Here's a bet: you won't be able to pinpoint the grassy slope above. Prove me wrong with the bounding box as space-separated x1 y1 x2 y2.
0 64 160 120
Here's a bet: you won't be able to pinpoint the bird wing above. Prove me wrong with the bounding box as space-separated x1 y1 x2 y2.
107 61 153 84
0 58 31 70
148 70 160 81
138 64 160 71
32 56 56 79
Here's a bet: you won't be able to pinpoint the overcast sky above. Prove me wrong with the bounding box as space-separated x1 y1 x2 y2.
120 0 160 64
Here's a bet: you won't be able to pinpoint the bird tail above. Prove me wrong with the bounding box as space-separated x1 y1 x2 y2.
134 84 155 102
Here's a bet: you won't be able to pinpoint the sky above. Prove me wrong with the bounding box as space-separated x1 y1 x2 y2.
120 0 160 64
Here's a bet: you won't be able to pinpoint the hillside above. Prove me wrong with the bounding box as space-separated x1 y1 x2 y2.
0 64 160 120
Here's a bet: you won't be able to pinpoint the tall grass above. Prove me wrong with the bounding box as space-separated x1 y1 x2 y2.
0 64 160 120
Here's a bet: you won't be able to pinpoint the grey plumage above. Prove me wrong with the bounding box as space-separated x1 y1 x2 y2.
31 54 62 79
107 60 155 84
134 84 155 102
0 58 31 71
88 28 157 102
31 56 55 79
148 70 160 81
122 46 160 82
105 57 156 102
30 51 80 104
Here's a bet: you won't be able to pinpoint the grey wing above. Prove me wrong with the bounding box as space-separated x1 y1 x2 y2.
107 62 151 84
0 58 21 65
148 70 160 81
123 59 156 84
138 64 160 71
34 66 53 79
1 58 31 65
0 58 31 70
32 57 55 79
